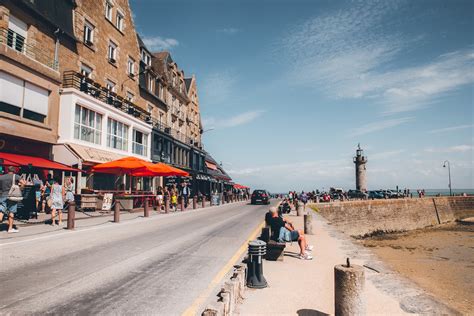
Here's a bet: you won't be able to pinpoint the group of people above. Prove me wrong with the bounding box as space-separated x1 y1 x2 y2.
265 206 313 260
0 166 76 233
155 182 192 211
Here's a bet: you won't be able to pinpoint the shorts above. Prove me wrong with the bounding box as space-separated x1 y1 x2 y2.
35 191 41 201
278 227 299 242
0 197 18 215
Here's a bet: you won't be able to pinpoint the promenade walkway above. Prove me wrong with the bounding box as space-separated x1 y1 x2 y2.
239 206 459 315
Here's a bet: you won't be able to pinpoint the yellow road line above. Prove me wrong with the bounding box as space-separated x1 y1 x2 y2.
182 220 265 316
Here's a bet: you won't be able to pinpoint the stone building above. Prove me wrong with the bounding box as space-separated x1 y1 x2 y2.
184 75 203 147
51 0 153 191
0 0 75 160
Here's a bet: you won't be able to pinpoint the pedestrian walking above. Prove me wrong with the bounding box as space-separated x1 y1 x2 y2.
50 178 65 226
181 182 190 208
64 176 75 206
171 188 178 212
0 166 24 233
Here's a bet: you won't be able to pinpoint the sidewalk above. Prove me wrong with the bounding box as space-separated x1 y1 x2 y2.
239 208 458 315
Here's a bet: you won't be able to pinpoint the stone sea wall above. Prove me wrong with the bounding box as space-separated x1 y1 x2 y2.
312 196 474 237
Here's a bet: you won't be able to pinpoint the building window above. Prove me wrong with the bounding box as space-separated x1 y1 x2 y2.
80 64 93 78
147 104 153 114
107 118 128 151
7 15 27 53
147 75 154 92
116 11 124 31
126 91 134 102
105 1 113 21
83 20 94 46
108 41 117 63
133 129 148 156
0 71 50 123
74 104 102 144
141 49 151 66
127 57 135 76
106 79 116 92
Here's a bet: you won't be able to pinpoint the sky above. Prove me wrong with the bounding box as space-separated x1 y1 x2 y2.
130 0 474 192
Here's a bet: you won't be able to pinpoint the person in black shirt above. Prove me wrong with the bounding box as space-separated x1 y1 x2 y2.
267 207 313 260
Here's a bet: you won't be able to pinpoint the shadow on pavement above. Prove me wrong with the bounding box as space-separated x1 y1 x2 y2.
297 309 330 316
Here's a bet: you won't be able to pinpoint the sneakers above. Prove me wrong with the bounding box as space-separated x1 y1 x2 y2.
7 228 19 233
299 253 313 260
305 245 314 251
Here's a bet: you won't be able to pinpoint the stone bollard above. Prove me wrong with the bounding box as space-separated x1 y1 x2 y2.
114 200 120 223
164 195 169 213
304 213 313 234
180 196 185 211
144 197 150 217
202 196 206 208
334 259 365 316
193 196 197 209
297 204 304 216
67 202 75 230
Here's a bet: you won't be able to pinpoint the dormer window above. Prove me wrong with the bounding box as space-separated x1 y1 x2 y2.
141 49 151 66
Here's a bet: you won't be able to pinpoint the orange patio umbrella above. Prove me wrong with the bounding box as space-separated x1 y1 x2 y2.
133 162 189 177
91 156 156 175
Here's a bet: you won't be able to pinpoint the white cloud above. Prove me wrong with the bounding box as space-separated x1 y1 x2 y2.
200 71 236 104
142 36 179 51
428 124 474 134
217 28 240 34
350 117 414 136
203 110 265 129
424 145 473 153
370 149 406 160
279 2 474 114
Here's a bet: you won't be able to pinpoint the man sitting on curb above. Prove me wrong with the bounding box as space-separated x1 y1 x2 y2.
267 207 313 260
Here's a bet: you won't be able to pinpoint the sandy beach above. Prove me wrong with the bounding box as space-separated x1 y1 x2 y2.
358 222 474 314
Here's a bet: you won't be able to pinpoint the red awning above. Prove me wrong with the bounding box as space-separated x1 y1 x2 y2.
0 152 80 172
205 161 218 170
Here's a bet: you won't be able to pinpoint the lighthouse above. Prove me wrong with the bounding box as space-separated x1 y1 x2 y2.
353 144 368 192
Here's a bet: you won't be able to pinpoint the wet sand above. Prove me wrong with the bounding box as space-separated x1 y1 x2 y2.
358 222 474 314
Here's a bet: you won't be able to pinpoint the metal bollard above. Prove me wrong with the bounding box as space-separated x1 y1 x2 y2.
114 200 120 223
67 202 75 230
246 240 268 288
144 197 150 217
193 196 197 209
164 195 169 213
304 213 313 234
202 196 206 208
334 259 365 316
180 196 185 211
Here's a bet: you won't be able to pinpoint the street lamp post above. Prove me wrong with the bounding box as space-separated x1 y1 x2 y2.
443 160 452 196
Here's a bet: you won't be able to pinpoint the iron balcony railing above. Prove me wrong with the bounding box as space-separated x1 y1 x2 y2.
63 71 151 124
0 27 58 71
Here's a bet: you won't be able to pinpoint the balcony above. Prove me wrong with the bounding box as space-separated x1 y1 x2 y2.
63 71 151 124
0 28 58 71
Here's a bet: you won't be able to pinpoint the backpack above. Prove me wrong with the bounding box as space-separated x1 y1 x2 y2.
8 174 23 202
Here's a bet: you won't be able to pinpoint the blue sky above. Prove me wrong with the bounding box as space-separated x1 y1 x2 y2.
130 0 474 192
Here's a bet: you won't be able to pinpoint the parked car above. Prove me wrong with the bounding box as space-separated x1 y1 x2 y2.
251 189 270 205
347 189 368 199
368 190 385 199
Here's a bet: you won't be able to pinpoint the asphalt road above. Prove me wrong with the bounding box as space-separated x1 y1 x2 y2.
0 201 274 315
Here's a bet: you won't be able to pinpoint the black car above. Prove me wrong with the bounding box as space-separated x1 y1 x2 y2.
347 189 368 199
251 189 270 205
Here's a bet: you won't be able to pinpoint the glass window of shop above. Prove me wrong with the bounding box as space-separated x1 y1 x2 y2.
107 118 128 151
132 129 148 156
74 105 102 144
